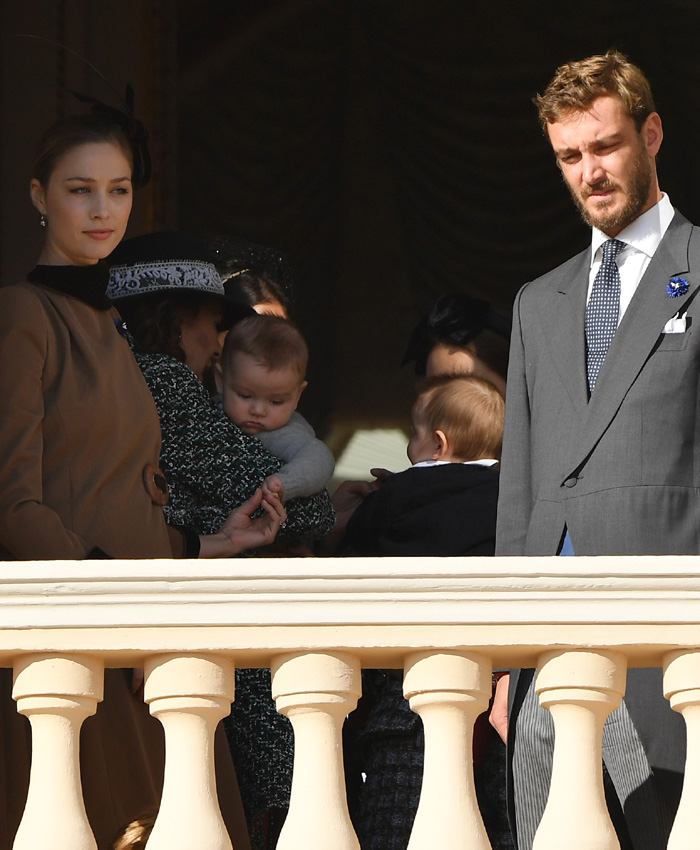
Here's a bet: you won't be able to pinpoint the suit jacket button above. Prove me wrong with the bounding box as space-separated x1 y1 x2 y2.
563 477 578 488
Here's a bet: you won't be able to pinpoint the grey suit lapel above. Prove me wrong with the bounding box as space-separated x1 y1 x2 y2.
567 213 697 474
544 249 590 411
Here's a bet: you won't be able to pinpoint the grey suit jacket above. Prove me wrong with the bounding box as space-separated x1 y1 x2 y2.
498 212 696 836
497 210 700 556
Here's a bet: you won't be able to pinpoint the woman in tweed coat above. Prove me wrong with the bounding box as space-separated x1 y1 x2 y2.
107 232 336 850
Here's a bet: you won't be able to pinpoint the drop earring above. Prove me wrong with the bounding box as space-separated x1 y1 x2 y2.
40 214 47 228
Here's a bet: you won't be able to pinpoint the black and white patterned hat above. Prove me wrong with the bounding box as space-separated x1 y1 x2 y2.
107 231 253 325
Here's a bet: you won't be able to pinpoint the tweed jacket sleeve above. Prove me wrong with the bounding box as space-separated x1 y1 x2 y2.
135 353 335 538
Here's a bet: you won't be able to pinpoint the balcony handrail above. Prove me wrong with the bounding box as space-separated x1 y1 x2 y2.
2 555 700 667
2 555 700 850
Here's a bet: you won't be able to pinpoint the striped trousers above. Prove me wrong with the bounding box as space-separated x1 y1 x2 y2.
511 669 675 850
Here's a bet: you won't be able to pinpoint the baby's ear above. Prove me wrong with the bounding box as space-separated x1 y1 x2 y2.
433 429 449 460
294 380 308 407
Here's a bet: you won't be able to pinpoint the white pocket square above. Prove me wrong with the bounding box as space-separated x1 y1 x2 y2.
664 315 687 334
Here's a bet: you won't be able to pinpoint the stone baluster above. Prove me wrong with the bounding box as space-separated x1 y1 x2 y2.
533 650 627 850
144 654 235 850
12 653 104 850
403 651 492 850
271 651 361 850
664 650 700 850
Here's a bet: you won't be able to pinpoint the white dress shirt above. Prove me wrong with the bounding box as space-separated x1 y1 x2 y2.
588 193 675 323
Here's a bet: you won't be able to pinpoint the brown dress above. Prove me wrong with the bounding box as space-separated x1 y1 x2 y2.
0 266 249 849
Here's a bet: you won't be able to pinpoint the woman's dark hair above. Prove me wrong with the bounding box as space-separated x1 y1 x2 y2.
116 291 218 362
461 328 510 384
33 113 147 188
226 269 293 314
210 237 296 315
402 293 511 379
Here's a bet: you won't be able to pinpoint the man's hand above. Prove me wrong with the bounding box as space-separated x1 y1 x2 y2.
489 672 509 744
130 667 145 696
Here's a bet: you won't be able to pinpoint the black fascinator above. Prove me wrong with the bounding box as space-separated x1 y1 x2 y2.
402 293 512 375
70 85 151 188
210 236 297 313
12 34 151 188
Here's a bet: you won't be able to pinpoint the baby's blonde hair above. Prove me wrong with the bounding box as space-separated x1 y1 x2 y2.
414 374 504 461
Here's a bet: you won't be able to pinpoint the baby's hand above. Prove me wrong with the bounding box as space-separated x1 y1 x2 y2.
263 474 285 503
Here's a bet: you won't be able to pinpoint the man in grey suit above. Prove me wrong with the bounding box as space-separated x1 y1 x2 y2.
495 50 693 849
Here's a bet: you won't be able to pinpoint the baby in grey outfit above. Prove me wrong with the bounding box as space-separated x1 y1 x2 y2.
221 313 334 502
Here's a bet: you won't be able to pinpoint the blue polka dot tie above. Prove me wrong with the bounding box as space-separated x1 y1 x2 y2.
585 238 625 393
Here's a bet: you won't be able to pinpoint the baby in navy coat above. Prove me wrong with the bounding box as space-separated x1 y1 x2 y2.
343 374 505 850
342 373 503 557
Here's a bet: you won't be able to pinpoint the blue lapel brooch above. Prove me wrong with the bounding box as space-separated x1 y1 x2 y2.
667 276 689 298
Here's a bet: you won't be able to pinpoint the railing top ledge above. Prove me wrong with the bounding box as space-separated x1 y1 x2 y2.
4 553 700 582
1 556 700 666
1 554 700 621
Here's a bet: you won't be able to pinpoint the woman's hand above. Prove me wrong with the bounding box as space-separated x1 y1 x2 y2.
316 471 389 555
331 469 388 530
332 479 375 519
199 488 287 557
368 467 394 483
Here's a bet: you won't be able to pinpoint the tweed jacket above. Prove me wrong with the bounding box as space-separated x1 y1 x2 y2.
134 351 335 540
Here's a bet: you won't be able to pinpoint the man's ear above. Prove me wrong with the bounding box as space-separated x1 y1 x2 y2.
433 429 449 460
30 179 46 215
294 380 308 409
642 112 663 157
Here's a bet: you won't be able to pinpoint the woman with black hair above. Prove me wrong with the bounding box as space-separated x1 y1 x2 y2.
211 236 296 319
402 293 511 396
107 231 336 850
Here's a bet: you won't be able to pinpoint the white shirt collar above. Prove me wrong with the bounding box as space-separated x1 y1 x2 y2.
590 193 674 264
412 458 499 469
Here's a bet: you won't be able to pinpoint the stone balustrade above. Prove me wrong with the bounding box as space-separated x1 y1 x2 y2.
2 555 700 849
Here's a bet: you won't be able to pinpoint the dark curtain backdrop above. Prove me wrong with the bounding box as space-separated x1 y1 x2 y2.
177 0 700 431
0 1 177 287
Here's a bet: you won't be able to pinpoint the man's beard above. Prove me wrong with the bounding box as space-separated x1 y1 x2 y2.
567 142 654 235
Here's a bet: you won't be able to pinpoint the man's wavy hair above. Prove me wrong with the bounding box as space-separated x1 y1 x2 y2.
534 49 656 133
